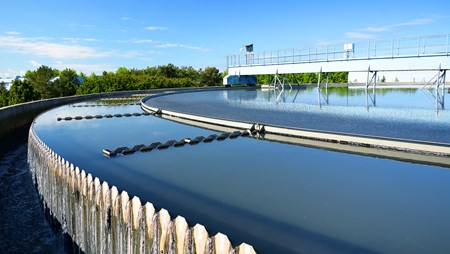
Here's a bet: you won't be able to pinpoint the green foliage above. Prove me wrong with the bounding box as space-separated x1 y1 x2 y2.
158 63 178 78
76 64 221 94
0 82 9 107
256 72 348 85
3 64 223 106
200 67 221 86
8 79 38 105
25 65 58 99
221 69 228 79
52 69 80 97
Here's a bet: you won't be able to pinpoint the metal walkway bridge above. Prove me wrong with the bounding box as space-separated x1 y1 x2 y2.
225 34 450 89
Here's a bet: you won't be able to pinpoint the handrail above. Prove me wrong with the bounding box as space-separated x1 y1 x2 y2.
228 34 450 68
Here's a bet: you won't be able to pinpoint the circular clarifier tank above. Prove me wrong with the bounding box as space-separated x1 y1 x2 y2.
32 88 450 254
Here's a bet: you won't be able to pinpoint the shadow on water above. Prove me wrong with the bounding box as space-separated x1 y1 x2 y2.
0 131 68 254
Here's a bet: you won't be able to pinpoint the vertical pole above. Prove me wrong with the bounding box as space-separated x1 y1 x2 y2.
373 74 377 107
437 64 441 90
277 50 280 65
365 86 369 111
318 84 321 108
309 47 311 62
397 39 400 56
443 70 446 91
417 36 420 56
263 51 265 66
366 66 370 90
373 71 377 95
391 39 394 58
436 81 439 114
325 73 329 104
293 48 295 64
442 70 446 109
317 67 322 88
334 44 336 59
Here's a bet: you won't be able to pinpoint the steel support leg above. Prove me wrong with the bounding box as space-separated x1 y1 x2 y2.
317 67 322 88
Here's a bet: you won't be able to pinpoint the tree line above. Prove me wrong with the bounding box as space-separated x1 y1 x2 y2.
0 63 348 108
256 72 348 85
0 64 222 107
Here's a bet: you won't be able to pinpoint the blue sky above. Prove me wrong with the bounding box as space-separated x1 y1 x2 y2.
0 0 449 77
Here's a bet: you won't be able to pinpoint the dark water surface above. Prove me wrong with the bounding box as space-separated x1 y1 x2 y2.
146 87 450 144
30 92 450 254
0 143 64 253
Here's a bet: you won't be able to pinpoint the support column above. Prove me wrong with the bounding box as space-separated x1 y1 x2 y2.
442 70 446 90
366 66 371 90
373 71 377 94
317 67 322 88
436 65 441 91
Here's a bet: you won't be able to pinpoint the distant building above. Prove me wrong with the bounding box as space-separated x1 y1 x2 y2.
48 76 84 84
0 75 84 90
0 76 24 90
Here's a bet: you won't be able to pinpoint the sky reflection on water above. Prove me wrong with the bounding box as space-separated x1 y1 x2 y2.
33 89 450 254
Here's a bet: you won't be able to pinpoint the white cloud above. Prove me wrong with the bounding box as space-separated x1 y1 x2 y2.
145 50 162 55
62 37 99 44
140 57 154 62
344 32 377 40
145 26 167 31
345 16 439 40
84 24 96 30
365 18 435 34
66 23 96 30
0 35 109 59
52 61 115 74
5 31 20 35
29 60 42 67
121 17 132 21
120 50 143 58
0 68 26 78
157 43 210 52
132 39 159 44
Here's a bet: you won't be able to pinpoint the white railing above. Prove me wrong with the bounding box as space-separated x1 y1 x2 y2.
227 34 450 68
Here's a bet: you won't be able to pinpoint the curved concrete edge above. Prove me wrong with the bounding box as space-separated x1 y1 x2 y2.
0 86 227 143
28 112 257 253
141 92 450 160
265 125 450 156
0 91 138 142
151 112 450 168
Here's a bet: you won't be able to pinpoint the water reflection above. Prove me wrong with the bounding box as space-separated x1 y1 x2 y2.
33 93 450 254
147 87 450 144
227 85 449 118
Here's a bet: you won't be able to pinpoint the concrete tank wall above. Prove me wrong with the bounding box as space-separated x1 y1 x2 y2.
28 125 255 254
0 87 255 254
0 91 135 142
0 87 223 142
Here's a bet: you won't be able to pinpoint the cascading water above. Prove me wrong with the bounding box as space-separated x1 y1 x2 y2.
27 126 254 254
0 142 63 253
